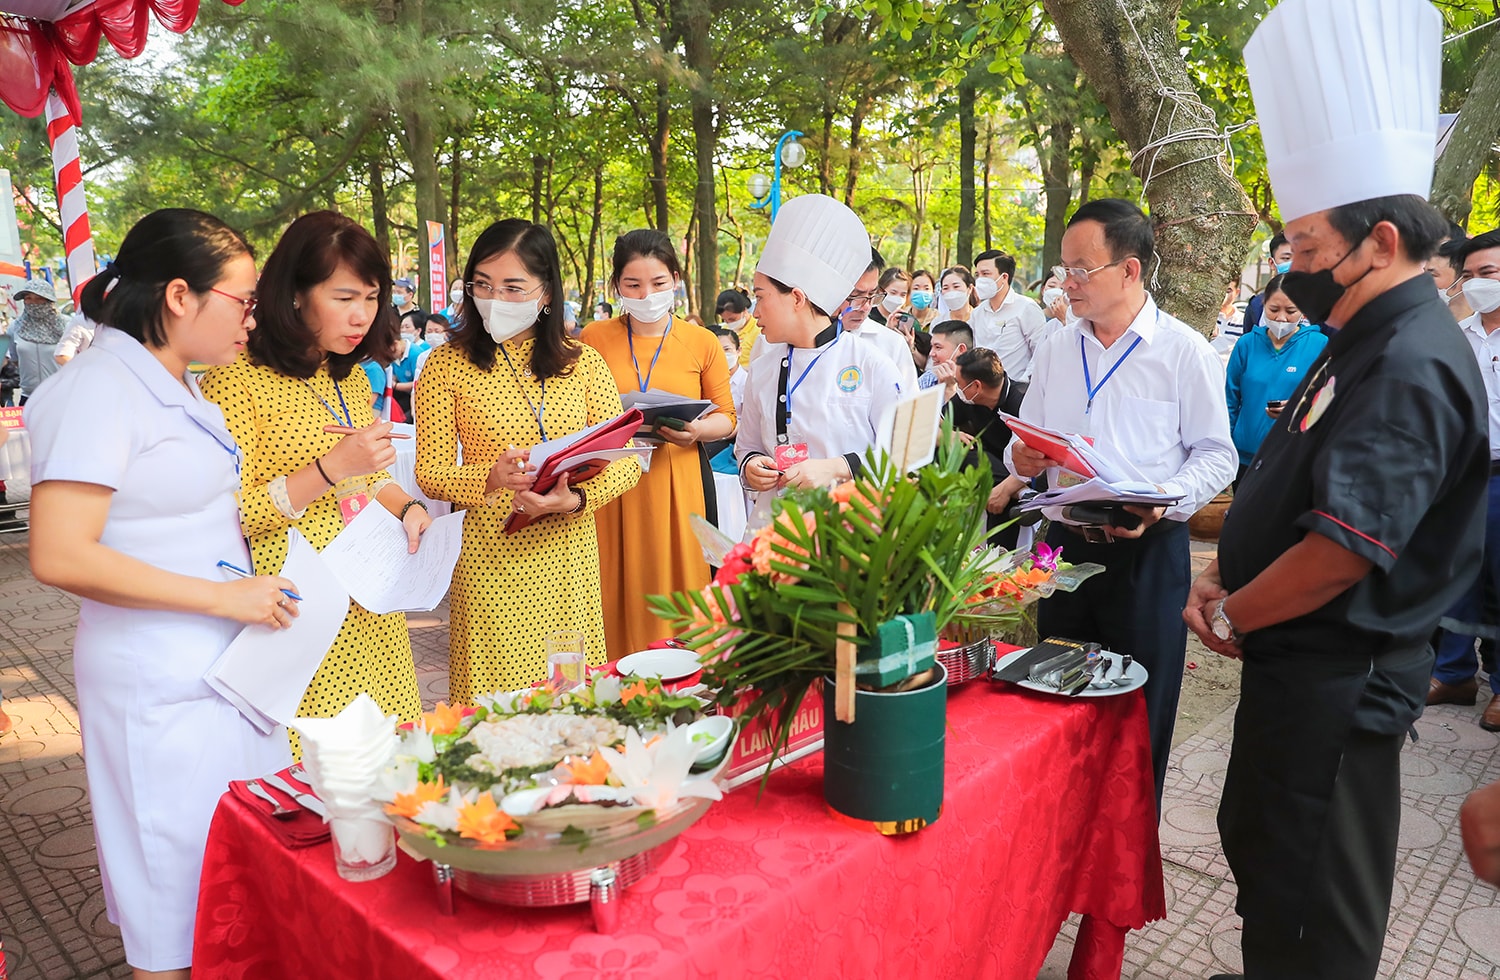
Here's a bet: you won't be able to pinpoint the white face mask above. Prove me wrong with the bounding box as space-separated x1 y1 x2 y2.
620 288 676 324
941 288 970 310
449 286 464 305
1042 287 1067 308
1261 312 1300 340
476 297 540 344
973 277 1000 302
954 380 976 404
1463 277 1500 315
880 293 904 313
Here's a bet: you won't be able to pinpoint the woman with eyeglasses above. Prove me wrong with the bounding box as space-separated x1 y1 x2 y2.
200 211 432 754
26 209 297 979
415 219 642 699
1224 274 1328 486
582 229 735 657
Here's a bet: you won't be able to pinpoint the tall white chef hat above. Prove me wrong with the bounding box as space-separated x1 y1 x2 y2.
1244 0 1442 222
756 194 871 315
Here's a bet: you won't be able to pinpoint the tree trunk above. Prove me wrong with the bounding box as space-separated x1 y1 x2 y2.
820 105 836 197
956 77 977 267
1433 37 1500 227
681 9 718 321
982 122 994 250
722 168 747 288
1078 153 1096 207
844 94 871 206
907 171 926 272
530 153 545 226
682 208 697 318
1041 117 1074 276
1042 0 1257 337
448 139 462 275
582 165 604 314
650 79 671 231
369 154 390 260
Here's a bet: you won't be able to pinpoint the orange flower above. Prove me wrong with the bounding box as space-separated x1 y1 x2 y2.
420 701 465 736
620 680 650 704
563 751 611 785
384 776 448 818
749 510 816 584
455 793 519 848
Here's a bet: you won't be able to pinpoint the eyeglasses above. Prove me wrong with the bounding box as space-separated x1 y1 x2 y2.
465 280 545 301
1052 259 1127 285
845 288 880 307
209 288 257 323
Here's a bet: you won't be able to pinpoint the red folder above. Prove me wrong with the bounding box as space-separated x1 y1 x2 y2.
503 408 644 533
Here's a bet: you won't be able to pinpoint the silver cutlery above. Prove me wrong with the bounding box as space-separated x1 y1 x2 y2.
1114 654 1135 687
246 779 296 820
262 772 330 819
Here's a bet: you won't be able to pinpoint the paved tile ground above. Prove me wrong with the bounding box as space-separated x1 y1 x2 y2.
4 514 1500 978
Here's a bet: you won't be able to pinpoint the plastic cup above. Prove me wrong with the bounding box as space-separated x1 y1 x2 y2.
548 651 587 692
330 815 396 882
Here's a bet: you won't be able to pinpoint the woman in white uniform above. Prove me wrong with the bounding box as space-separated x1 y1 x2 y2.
26 209 299 980
736 194 905 521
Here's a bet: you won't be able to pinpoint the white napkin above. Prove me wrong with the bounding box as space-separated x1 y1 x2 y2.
290 694 400 816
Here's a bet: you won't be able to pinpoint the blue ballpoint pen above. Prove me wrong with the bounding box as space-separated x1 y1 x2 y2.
216 560 304 602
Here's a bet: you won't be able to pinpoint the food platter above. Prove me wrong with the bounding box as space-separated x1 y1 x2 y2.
990 648 1148 698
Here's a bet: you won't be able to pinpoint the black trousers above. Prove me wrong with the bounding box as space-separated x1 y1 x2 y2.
1036 519 1191 806
1236 729 1405 980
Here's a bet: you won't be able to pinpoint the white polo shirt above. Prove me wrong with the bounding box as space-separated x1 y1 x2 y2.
970 286 1047 381
1459 312 1500 459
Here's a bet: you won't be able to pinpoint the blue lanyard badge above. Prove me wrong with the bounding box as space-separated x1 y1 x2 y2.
500 346 547 441
1080 334 1143 414
626 319 672 393
304 377 353 427
775 347 829 444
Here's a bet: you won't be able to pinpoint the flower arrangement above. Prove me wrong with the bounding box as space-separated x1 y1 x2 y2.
650 429 1013 764
374 674 724 849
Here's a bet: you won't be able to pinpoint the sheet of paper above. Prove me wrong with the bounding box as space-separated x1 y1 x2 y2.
528 418 609 468
877 386 945 472
318 502 467 614
203 529 351 733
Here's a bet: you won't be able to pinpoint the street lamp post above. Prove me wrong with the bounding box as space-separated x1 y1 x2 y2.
748 129 805 223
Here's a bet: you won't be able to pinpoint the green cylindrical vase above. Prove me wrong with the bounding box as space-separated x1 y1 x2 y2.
822 663 947 834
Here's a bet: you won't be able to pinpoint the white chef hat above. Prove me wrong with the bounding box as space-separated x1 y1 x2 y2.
1244 0 1442 222
756 194 871 315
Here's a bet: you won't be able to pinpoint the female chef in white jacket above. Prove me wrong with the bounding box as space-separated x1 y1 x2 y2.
737 194 905 506
26 209 298 980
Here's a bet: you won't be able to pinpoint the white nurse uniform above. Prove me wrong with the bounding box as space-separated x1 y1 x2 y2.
25 326 291 971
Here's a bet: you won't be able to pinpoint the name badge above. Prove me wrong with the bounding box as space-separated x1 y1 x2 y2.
338 492 370 526
774 444 810 471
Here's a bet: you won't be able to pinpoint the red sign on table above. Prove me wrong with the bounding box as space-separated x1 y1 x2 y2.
0 407 22 429
720 680 824 790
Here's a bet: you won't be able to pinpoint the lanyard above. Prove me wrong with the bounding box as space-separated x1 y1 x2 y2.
775 325 839 445
626 317 672 393
186 415 241 476
303 377 353 428
1080 334 1143 414
499 345 547 441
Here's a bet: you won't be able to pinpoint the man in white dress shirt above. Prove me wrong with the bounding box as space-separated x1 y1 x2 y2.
1006 198 1236 805
969 249 1047 382
1431 228 1500 724
839 248 920 391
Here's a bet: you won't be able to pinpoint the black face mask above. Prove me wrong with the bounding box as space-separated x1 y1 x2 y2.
1279 235 1372 325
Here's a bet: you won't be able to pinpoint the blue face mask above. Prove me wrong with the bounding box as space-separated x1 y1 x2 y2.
910 290 934 310
1275 262 1291 275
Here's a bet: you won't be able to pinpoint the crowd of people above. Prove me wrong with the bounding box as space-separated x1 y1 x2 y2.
7 4 1500 970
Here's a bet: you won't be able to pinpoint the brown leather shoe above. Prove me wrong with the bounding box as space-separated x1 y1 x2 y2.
1429 675 1479 706
1482 695 1500 732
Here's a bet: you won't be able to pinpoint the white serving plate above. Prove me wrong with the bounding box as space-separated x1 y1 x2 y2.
617 648 702 681
992 648 1148 698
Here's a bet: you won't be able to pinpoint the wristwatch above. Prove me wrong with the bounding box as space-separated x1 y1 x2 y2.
1210 598 1239 643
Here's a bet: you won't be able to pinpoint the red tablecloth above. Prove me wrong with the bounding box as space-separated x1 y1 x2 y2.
193 682 1164 980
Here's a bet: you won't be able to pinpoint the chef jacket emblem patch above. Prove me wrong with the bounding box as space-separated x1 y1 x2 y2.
1301 375 1335 432
837 366 863 392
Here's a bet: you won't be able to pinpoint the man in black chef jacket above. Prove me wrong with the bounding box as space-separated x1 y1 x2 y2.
1186 2 1490 978
945 347 1029 548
